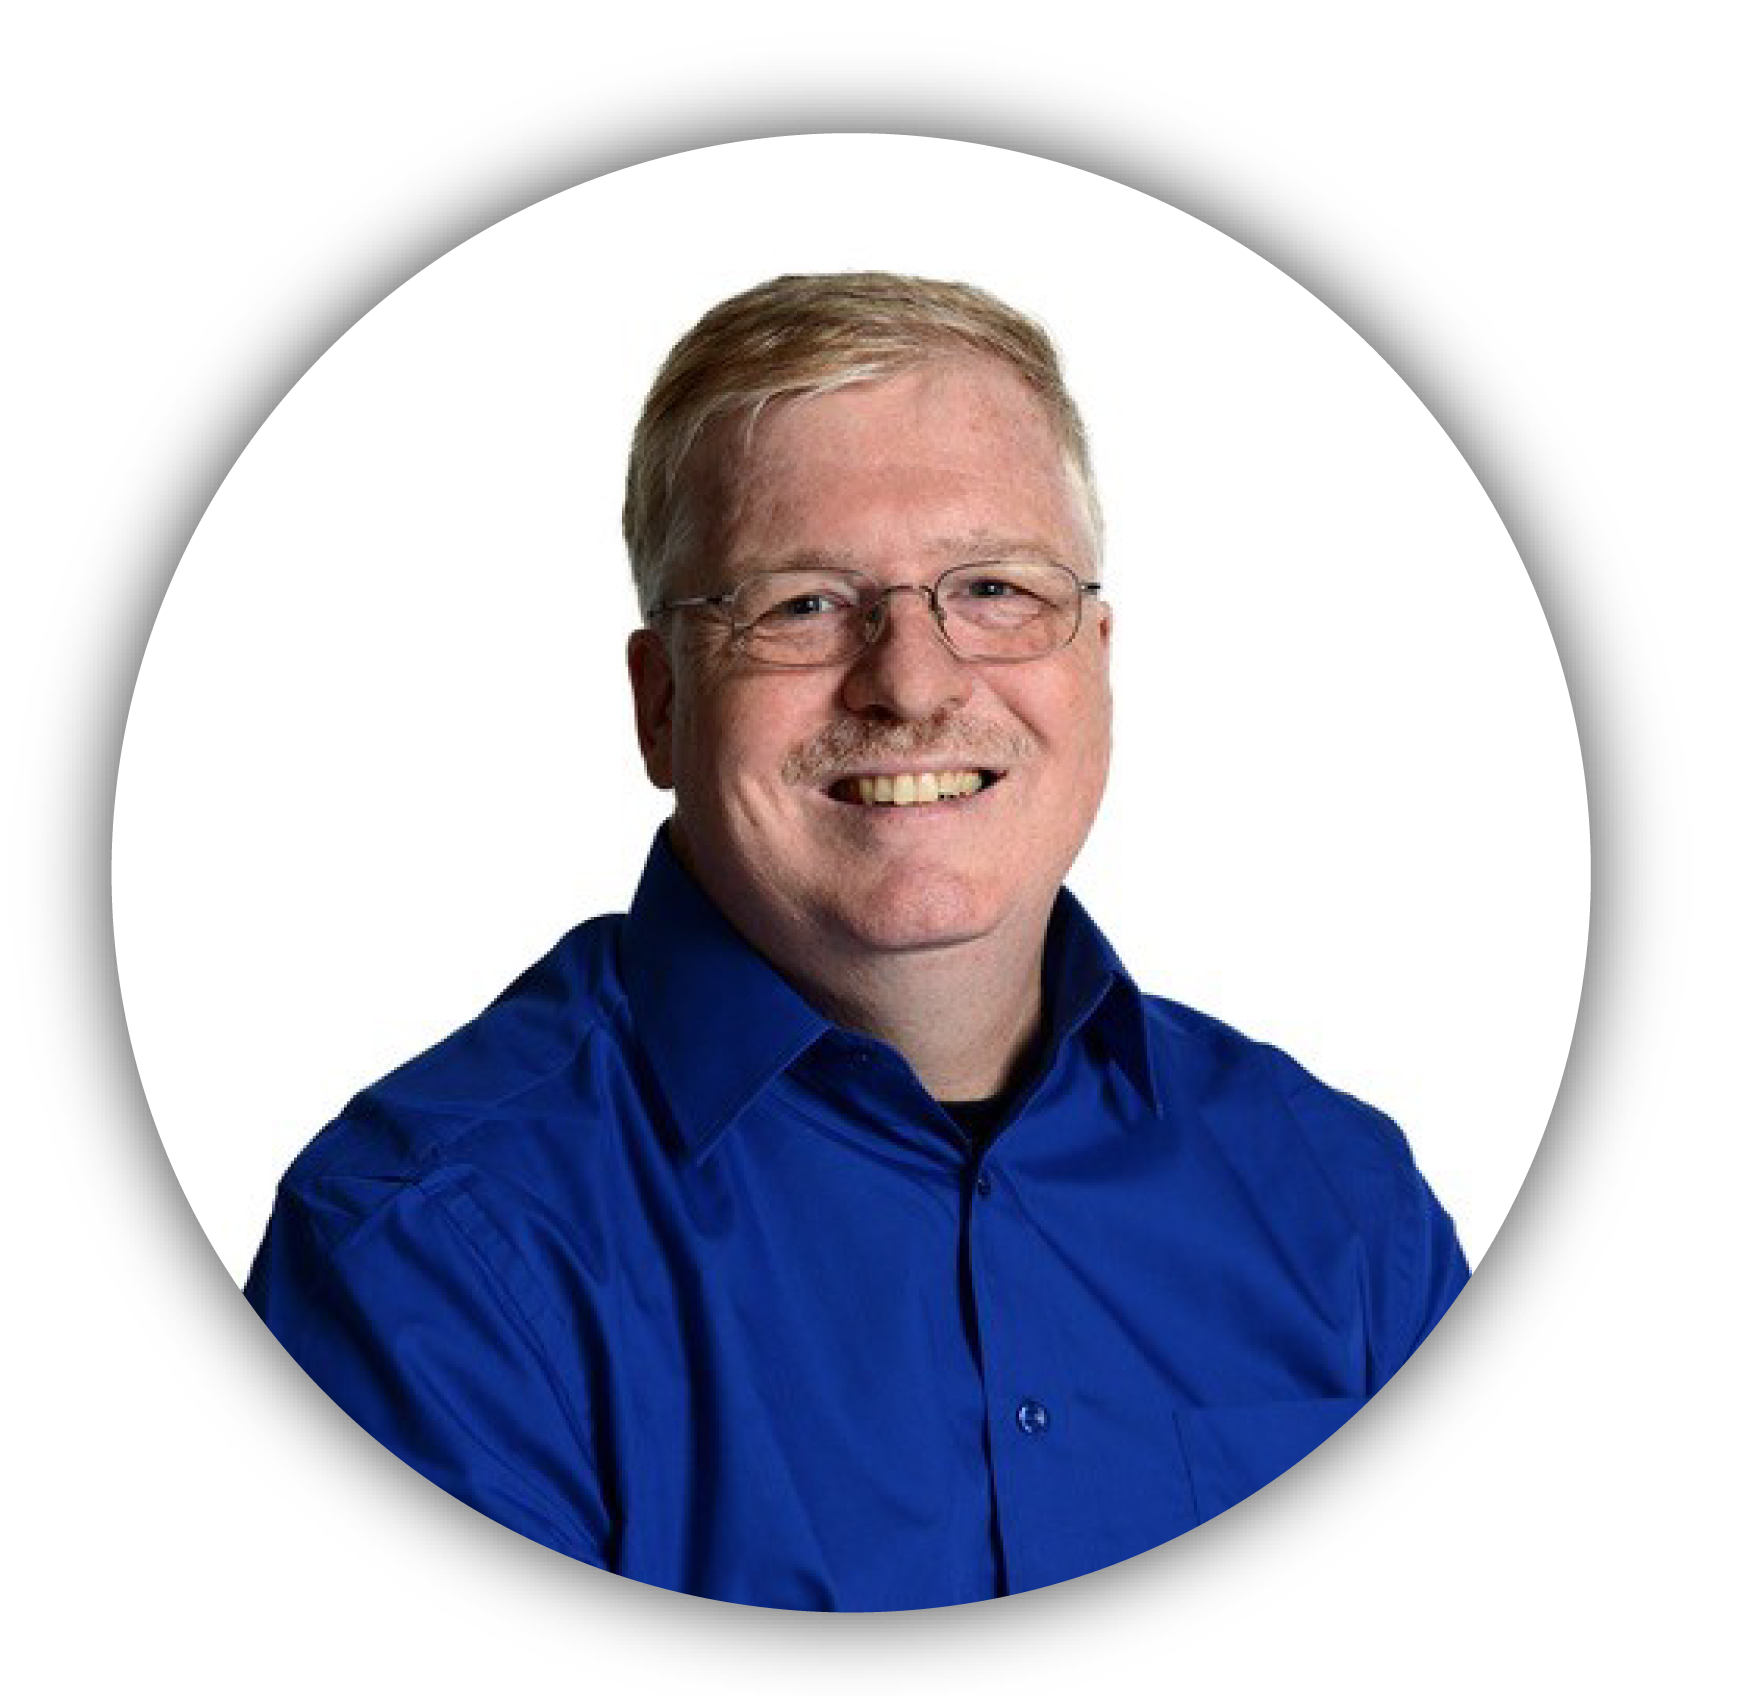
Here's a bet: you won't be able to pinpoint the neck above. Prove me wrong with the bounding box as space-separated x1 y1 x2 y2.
788 927 1048 1102
668 825 1050 1101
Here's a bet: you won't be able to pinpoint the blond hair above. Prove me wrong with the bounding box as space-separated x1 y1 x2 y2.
622 272 1101 613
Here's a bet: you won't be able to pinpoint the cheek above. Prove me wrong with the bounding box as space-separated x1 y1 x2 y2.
676 680 829 807
1013 666 1111 771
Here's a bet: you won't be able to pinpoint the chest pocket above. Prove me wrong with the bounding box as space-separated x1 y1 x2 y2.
1174 1397 1365 1526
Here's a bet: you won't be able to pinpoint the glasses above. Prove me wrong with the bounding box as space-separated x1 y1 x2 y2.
647 561 1102 668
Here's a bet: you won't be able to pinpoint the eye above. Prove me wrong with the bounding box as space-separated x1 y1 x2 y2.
961 576 1035 600
763 591 846 621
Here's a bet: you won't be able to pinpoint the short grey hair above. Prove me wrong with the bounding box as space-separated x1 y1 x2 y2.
622 272 1101 614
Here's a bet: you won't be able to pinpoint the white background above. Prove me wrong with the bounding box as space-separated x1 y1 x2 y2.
110 135 1585 1281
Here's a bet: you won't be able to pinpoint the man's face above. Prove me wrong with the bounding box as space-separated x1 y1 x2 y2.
628 354 1113 967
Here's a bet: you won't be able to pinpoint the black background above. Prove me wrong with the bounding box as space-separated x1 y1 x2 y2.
105 142 1578 1619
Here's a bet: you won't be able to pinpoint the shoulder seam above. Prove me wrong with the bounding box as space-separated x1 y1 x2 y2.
294 1009 617 1195
413 1008 615 1171
1266 1041 1410 1171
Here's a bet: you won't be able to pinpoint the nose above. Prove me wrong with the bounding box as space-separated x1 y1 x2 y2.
839 584 973 721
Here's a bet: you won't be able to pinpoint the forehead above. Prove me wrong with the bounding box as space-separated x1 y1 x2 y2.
686 355 1091 581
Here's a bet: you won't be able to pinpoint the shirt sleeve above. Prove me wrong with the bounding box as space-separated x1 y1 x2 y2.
244 1166 611 1567
1267 1050 1472 1393
1384 1152 1470 1386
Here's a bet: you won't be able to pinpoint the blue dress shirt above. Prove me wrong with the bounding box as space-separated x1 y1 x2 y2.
246 829 1469 1609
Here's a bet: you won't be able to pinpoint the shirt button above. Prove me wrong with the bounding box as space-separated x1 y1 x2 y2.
1016 1398 1051 1436
975 1172 993 1197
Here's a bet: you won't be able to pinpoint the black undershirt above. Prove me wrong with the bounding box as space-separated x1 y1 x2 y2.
938 1011 1050 1149
939 1092 1015 1149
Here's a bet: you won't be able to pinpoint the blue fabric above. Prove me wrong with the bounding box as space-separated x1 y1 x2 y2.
246 827 1469 1609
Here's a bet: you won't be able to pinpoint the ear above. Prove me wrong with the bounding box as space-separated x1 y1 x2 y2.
1092 596 1113 654
627 627 676 791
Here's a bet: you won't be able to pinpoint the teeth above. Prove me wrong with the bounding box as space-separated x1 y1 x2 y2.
850 770 989 806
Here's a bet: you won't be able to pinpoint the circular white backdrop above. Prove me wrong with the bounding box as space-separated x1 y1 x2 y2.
112 135 1588 1283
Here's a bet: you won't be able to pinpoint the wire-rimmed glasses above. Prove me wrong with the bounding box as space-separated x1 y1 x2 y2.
647 561 1102 668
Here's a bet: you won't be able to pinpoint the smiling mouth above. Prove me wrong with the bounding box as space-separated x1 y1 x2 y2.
827 768 1004 807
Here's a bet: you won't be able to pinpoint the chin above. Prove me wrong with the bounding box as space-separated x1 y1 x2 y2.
818 870 1003 955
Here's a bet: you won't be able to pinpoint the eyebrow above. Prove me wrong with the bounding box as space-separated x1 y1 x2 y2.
734 534 1070 575
923 531 1068 562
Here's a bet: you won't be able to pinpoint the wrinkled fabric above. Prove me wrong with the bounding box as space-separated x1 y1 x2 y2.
246 827 1469 1609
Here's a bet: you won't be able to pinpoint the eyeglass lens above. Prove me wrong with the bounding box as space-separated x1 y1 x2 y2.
732 563 1083 664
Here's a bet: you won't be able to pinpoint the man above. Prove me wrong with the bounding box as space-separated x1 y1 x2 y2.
246 272 1469 1610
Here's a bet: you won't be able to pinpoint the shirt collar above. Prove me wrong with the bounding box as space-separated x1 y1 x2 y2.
620 828 830 1161
1038 881 1162 1116
619 827 1159 1161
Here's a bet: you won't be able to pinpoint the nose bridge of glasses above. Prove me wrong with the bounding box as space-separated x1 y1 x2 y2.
863 580 946 642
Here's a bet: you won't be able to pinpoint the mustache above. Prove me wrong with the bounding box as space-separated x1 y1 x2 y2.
781 712 1036 787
